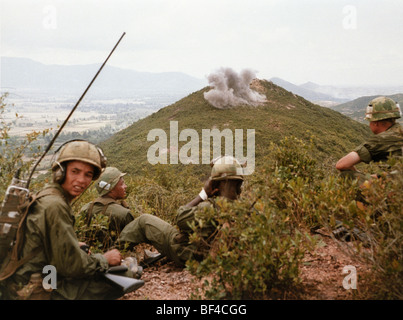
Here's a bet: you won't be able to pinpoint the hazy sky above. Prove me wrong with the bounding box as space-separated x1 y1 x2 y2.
1 0 402 86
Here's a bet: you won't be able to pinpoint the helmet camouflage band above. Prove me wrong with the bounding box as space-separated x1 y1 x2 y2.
51 140 106 180
96 167 126 196
210 155 244 181
365 96 402 122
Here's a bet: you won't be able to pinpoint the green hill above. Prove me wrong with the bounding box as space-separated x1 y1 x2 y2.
331 93 403 123
100 79 370 177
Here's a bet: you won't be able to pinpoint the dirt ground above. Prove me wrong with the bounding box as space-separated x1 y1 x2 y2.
120 232 372 301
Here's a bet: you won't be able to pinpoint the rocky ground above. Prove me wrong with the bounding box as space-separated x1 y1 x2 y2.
120 233 372 301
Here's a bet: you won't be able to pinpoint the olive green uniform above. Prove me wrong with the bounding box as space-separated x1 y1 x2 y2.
2 183 123 300
80 197 135 236
354 123 403 163
335 123 402 240
342 123 403 183
119 200 216 267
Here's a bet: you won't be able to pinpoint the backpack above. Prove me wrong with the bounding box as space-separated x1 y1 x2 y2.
0 182 55 281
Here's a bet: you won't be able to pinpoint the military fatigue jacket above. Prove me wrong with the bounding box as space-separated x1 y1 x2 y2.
354 123 403 163
176 199 217 237
81 196 134 234
9 183 109 299
175 199 219 260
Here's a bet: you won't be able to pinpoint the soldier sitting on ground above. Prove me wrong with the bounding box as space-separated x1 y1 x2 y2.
118 156 245 267
0 140 143 300
334 97 402 241
80 167 137 247
336 96 403 183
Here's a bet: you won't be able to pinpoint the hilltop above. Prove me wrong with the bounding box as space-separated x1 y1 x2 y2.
100 79 370 176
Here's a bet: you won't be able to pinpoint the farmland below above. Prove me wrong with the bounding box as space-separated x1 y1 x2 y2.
2 88 186 144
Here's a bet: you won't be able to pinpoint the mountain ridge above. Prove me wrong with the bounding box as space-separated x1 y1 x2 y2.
0 56 207 97
270 77 343 103
271 77 403 105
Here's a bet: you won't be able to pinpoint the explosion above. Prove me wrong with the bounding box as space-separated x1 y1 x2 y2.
203 67 266 109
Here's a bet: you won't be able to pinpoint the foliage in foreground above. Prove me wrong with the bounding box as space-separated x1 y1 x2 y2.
186 136 403 299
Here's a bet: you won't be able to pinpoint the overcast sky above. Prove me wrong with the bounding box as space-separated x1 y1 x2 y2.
1 0 402 87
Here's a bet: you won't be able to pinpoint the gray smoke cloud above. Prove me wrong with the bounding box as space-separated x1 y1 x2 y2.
203 67 267 109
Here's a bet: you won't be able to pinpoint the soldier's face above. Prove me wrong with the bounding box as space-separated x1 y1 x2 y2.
217 179 242 200
369 121 378 134
109 177 127 199
61 161 95 199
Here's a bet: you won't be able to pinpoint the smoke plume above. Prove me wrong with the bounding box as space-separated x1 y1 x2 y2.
203 68 267 109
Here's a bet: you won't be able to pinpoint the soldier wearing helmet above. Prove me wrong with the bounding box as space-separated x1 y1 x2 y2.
118 156 245 267
3 140 142 300
336 96 403 182
80 167 137 247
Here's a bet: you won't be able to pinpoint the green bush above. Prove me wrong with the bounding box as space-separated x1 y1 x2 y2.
186 136 322 299
345 158 403 299
186 135 402 300
187 197 312 299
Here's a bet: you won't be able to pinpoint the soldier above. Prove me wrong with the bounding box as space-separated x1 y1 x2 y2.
119 156 245 267
333 97 402 242
1 140 143 300
80 167 136 246
336 96 403 183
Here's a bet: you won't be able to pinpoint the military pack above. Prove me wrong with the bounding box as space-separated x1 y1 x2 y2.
0 177 57 281
0 176 33 280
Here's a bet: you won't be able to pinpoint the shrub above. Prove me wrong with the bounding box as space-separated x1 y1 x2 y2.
187 136 322 299
186 135 402 300
187 197 312 299
346 158 403 299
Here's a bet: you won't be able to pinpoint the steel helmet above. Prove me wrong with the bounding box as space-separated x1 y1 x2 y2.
210 155 244 181
52 140 106 181
96 167 126 196
365 97 402 121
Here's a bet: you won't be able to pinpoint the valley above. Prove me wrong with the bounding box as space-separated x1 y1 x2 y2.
2 88 186 143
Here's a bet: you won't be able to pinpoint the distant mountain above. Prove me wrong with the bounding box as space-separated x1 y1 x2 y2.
269 77 343 104
0 57 207 98
101 79 370 176
270 77 403 108
331 94 403 123
301 82 403 102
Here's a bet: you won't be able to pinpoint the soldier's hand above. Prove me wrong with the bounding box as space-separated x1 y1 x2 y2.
185 179 219 207
203 178 218 198
103 249 122 266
